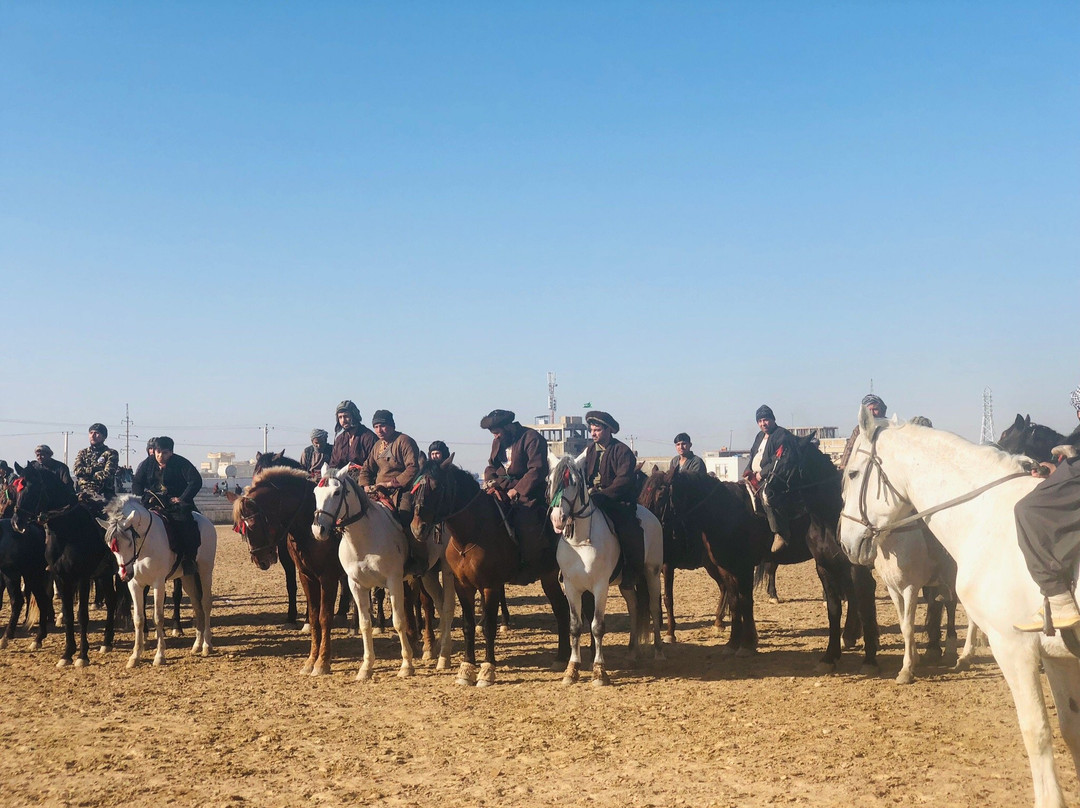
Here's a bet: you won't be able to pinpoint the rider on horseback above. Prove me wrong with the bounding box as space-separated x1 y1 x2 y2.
141 436 203 576
356 410 425 572
72 422 119 513
742 405 798 554
329 400 377 470
1015 386 1080 631
481 409 553 575
30 444 74 490
300 428 333 478
669 432 706 475
580 410 646 582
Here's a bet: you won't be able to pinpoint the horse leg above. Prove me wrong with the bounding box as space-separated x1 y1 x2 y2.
99 573 116 655
955 620 980 671
298 569 320 675
477 586 501 687
351 581 376 681
498 590 511 635
619 577 639 663
562 585 584 686
893 584 919 685
417 582 435 661
75 577 91 667
374 587 387 635
1043 656 1080 775
662 563 677 643
152 582 169 667
646 566 665 660
57 579 76 667
386 577 415 679
454 581 479 686
853 564 879 673
193 562 213 657
400 581 420 655
280 538 299 629
943 595 959 664
0 574 22 650
314 571 337 676
734 565 757 657
592 583 612 686
539 570 572 664
28 572 49 651
430 562 455 671
814 560 844 672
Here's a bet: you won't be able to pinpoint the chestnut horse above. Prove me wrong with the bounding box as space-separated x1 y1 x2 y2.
233 466 343 675
412 457 570 686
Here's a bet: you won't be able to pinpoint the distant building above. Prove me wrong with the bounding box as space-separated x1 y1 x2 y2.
526 415 590 458
638 450 749 481
789 426 844 465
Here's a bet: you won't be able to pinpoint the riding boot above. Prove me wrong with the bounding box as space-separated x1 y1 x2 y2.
771 533 788 554
405 537 429 577
1015 591 1080 632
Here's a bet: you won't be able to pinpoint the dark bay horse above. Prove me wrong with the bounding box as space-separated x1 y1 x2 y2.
668 438 878 672
0 517 52 650
997 413 1071 464
233 466 344 675
412 458 570 686
638 469 736 643
12 462 117 667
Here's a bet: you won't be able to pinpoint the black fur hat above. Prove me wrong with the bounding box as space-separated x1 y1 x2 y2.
428 440 450 457
585 410 619 434
371 409 395 428
88 422 108 438
480 410 515 431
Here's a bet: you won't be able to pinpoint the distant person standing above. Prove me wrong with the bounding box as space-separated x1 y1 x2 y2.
73 422 119 506
300 429 333 477
669 433 706 476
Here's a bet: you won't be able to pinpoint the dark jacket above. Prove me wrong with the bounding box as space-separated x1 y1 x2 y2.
131 455 156 497
746 425 798 480
148 454 203 505
329 425 377 469
582 438 637 504
357 432 421 488
484 423 550 507
30 458 74 490
300 442 333 476
669 453 707 476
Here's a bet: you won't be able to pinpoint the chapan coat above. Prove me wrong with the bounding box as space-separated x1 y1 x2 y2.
484 423 550 507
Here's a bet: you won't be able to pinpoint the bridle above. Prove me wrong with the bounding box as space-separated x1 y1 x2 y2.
549 463 599 541
109 512 153 578
313 474 368 537
12 474 75 533
235 486 308 558
841 429 1030 540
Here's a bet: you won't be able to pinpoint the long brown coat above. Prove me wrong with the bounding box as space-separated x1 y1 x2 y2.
484 423 549 507
358 432 421 488
330 425 377 469
582 438 637 504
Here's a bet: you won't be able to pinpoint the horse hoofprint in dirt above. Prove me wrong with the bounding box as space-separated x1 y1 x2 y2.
839 408 1078 808
99 495 216 667
548 454 664 686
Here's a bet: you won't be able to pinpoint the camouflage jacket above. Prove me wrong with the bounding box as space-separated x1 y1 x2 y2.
73 444 119 498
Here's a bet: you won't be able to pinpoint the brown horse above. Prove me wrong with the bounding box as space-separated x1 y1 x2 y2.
232 467 343 675
412 457 570 686
638 469 736 643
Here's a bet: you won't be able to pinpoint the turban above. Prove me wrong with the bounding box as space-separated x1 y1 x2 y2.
585 410 620 434
371 409 395 428
909 416 933 428
310 429 329 442
674 433 691 444
480 410 515 431
755 405 775 422
861 394 887 415
334 400 363 433
88 422 108 438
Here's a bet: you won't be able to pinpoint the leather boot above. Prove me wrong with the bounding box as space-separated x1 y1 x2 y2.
1015 592 1080 632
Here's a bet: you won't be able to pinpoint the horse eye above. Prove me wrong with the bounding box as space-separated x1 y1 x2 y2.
847 470 858 479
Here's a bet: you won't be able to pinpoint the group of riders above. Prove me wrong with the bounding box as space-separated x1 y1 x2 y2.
4 388 1080 633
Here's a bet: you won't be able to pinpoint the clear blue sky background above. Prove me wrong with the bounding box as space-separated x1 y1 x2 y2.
2 2 1077 473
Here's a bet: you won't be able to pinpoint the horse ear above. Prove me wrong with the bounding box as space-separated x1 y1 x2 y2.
859 405 881 440
635 460 645 472
548 452 560 470
274 450 285 461
1024 414 1032 426
14 462 24 474
95 517 110 531
319 463 330 479
255 451 263 462
1013 413 1025 429
224 490 238 503
651 464 659 474
440 453 454 469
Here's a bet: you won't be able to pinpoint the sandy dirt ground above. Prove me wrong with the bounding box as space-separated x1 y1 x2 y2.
0 526 1076 808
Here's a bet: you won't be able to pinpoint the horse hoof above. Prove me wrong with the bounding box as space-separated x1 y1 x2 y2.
312 660 331 676
126 658 139 669
815 661 837 675
99 645 111 655
895 669 915 685
497 624 508 637
201 647 212 657
347 629 358 638
421 650 434 662
301 660 315 675
300 623 311 636
398 665 415 679
478 663 496 686
169 630 180 638
29 639 41 652
591 667 611 686
768 596 779 605
860 662 880 677
923 646 943 661
0 637 8 650
436 656 451 672
74 658 88 668
57 658 72 668
954 657 973 672
153 657 166 667
734 647 754 659
663 633 677 644
372 627 383 636
356 668 373 682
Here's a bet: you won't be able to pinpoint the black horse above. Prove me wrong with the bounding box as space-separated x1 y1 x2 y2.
997 413 1073 464
0 517 53 650
668 435 878 672
12 462 117 667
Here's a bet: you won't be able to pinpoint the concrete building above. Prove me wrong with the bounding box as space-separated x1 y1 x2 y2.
526 415 590 458
638 451 749 481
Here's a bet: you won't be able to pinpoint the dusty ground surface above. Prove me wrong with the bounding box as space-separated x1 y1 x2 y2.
0 527 1076 808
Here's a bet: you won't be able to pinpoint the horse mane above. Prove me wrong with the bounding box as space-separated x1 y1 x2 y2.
890 421 1027 473
548 454 581 498
103 494 139 523
251 466 311 488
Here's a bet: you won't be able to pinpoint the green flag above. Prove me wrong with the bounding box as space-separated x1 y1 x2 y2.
583 402 592 408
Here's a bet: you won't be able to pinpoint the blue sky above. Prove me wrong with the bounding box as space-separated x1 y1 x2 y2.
2 2 1077 473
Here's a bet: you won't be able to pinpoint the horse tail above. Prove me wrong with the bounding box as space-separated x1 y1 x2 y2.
753 563 764 591
21 591 40 631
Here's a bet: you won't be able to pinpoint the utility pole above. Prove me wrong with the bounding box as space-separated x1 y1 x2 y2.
262 424 272 454
547 371 557 425
627 434 636 453
120 403 136 468
980 387 995 445
61 430 73 465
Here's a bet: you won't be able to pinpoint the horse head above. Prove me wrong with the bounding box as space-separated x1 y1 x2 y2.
547 455 587 536
10 461 67 534
997 413 1065 464
98 495 147 582
311 467 368 542
838 406 902 567
410 454 460 541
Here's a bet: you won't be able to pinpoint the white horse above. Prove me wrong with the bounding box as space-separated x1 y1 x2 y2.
99 496 216 667
548 454 664 686
839 408 1078 808
312 467 454 680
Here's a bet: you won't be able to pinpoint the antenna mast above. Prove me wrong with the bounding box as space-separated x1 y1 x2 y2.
547 371 557 424
980 387 995 444
121 403 135 468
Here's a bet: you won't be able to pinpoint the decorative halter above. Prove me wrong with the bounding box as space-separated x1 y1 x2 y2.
549 463 597 541
841 428 1030 540
313 474 368 537
234 486 307 560
110 512 152 578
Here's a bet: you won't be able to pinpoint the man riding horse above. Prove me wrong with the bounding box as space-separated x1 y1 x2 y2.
329 400 377 470
139 436 203 576
300 428 333 478
356 410 425 571
481 409 553 575
1015 385 1080 631
742 404 799 554
580 410 646 581
72 422 119 514
669 432 706 476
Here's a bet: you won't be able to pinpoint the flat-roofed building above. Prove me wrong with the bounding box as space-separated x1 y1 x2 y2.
526 415 591 458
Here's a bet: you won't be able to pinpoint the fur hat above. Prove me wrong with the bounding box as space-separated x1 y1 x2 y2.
155 436 175 452
755 405 775 422
334 400 363 432
585 410 619 434
34 445 53 457
480 410 515 431
88 422 108 438
674 432 691 444
310 428 328 442
428 440 450 458
861 394 887 415
371 409 395 428
146 437 157 451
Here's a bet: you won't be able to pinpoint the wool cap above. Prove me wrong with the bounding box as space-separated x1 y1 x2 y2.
34 445 53 456
371 409 395 428
88 423 108 438
674 432 691 444
146 437 158 451
585 410 619 434
428 440 450 458
755 405 775 422
861 394 887 415
480 409 515 431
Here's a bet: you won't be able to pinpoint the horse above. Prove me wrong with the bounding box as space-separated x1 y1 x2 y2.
638 469 737 642
99 495 216 666
668 439 879 672
312 466 454 680
0 518 52 651
412 456 570 686
998 414 1069 464
233 465 344 675
549 455 663 686
11 461 117 667
839 408 1079 808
